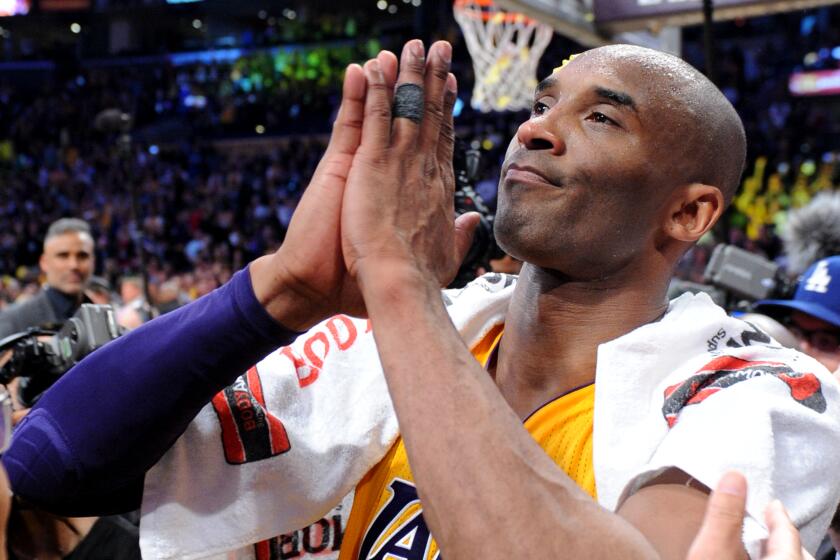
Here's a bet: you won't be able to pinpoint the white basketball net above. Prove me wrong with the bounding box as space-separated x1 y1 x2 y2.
454 0 554 112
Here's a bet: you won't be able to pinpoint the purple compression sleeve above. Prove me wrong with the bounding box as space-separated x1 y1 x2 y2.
2 266 300 515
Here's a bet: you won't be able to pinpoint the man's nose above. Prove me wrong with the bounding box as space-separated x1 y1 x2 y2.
515 117 566 155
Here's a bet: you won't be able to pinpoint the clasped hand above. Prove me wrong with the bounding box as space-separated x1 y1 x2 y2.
253 40 479 330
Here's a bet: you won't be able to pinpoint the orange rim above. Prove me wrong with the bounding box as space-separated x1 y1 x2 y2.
453 0 535 23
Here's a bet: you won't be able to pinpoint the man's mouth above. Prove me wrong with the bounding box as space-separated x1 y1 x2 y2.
503 164 559 188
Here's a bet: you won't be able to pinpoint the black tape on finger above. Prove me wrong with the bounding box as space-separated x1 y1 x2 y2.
392 83 424 124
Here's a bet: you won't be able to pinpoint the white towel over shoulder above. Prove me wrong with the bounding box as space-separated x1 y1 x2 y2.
140 274 515 560
140 276 840 560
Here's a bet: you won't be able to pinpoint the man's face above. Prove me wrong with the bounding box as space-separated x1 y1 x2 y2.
788 311 840 374
39 232 94 296
494 53 678 279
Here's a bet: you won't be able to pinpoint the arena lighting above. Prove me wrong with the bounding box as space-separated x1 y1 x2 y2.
388 3 397 12
192 19 202 29
169 47 242 66
453 97 464 117
184 94 207 108
804 52 819 66
70 23 81 34
832 46 840 60
0 0 30 16
591 0 840 33
789 69 840 97
501 0 840 47
255 125 266 134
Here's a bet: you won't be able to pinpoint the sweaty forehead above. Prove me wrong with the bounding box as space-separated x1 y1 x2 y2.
548 45 704 116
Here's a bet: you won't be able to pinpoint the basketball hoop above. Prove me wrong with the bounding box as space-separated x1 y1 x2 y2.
453 0 554 112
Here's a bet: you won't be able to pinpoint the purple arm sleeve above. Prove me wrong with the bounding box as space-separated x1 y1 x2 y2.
1 266 300 515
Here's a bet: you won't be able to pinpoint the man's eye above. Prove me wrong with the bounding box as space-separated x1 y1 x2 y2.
531 101 549 116
588 112 615 125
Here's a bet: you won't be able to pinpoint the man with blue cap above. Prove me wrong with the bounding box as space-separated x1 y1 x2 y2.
755 256 840 378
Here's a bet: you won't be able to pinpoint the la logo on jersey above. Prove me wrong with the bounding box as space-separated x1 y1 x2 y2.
804 260 832 294
358 479 441 560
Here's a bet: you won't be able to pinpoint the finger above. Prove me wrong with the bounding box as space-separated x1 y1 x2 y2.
377 50 398 102
391 39 427 148
453 212 481 267
438 73 458 200
686 471 747 559
376 50 398 148
417 41 453 154
361 58 393 151
764 500 802 559
323 63 366 157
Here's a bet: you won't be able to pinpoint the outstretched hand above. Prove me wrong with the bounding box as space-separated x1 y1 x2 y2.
687 471 813 560
341 40 480 292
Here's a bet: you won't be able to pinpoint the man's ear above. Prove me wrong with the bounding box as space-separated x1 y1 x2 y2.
663 184 724 243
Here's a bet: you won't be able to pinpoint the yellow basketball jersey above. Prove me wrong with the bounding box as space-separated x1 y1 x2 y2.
338 325 596 560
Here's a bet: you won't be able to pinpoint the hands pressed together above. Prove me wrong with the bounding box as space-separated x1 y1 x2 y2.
250 39 479 331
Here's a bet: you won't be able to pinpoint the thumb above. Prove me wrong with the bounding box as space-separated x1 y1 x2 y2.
763 499 805 560
453 212 481 266
687 471 748 560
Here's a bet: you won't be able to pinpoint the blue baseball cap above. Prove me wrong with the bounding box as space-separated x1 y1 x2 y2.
754 256 840 328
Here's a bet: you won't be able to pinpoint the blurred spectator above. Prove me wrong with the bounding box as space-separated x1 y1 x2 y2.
782 191 840 278
116 276 150 330
754 257 840 378
85 276 113 306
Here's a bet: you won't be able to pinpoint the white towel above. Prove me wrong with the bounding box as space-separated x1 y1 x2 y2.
593 291 840 558
140 277 840 559
140 274 514 560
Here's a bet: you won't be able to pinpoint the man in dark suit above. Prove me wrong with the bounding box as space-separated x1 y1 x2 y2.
0 218 95 339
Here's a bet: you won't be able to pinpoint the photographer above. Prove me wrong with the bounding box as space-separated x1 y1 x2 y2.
0 218 140 559
0 219 95 340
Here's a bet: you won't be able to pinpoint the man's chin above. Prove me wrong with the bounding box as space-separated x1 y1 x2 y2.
493 213 553 264
56 283 84 296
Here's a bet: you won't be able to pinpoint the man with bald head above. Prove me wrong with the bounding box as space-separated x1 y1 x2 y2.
5 41 839 560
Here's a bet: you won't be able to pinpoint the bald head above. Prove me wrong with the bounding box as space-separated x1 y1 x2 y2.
571 45 746 204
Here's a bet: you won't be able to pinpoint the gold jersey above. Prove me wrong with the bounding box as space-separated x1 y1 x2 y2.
339 324 596 560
